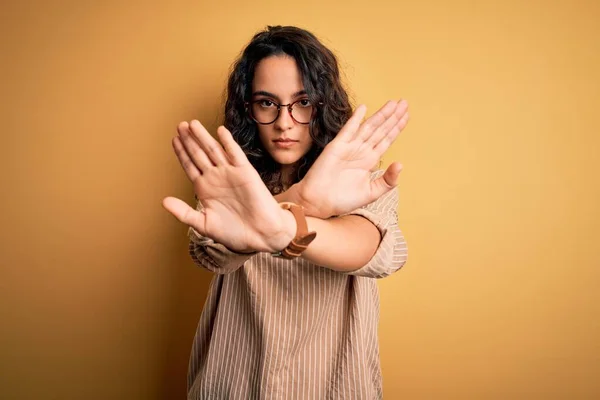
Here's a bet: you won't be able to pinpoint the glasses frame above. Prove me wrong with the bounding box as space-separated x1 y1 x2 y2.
244 99 319 125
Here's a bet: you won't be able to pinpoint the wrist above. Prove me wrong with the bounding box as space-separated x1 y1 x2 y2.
271 203 317 259
287 183 328 219
274 183 301 205
268 207 297 253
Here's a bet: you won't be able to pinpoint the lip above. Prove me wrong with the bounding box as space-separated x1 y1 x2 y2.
273 138 298 142
273 138 299 149
273 141 297 149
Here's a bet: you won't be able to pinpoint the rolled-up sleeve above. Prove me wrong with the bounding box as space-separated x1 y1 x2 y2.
341 171 408 279
187 201 256 274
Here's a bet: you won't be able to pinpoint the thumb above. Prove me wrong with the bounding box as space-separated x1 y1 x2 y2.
383 162 403 187
162 196 206 235
370 162 403 199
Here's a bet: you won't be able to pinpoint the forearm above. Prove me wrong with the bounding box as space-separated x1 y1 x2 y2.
300 215 381 272
274 184 405 276
276 186 380 271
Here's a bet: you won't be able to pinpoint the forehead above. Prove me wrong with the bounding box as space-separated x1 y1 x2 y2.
252 55 304 97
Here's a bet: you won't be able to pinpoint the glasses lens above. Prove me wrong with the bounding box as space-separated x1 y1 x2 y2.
291 99 313 124
251 100 278 124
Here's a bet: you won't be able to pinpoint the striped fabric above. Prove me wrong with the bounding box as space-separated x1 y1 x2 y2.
186 171 408 399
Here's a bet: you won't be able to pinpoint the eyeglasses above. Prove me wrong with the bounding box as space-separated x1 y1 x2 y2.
245 99 316 125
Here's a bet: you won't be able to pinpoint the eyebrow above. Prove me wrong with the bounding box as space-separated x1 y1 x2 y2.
251 90 307 100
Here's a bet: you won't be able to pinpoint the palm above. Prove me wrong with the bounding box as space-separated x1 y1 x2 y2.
299 140 378 214
163 121 292 253
193 166 284 251
295 100 409 218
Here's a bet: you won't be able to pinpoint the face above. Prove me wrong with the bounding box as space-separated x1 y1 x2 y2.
251 55 313 167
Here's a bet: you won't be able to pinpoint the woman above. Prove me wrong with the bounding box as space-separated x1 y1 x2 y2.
163 25 409 399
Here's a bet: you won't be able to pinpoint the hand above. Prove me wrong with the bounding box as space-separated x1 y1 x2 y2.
162 120 295 253
291 99 409 219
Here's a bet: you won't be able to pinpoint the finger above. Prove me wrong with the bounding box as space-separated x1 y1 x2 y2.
172 136 202 180
177 122 214 172
368 162 403 199
382 161 403 186
216 126 249 166
162 196 207 235
367 100 408 147
177 120 190 133
356 100 397 141
189 120 229 166
335 104 367 142
373 110 409 154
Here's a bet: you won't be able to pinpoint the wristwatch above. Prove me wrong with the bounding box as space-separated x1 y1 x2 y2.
271 202 317 259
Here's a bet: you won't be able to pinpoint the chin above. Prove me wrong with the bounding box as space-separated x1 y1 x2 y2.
268 150 304 165
271 154 302 165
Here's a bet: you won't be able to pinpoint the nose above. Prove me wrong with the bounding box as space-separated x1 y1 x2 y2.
274 107 294 131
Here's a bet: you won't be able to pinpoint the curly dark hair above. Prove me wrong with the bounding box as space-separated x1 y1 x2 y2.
224 25 353 194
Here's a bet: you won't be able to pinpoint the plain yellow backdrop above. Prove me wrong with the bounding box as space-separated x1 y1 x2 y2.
1 0 599 399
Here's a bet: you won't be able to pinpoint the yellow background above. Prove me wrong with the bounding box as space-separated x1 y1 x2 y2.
2 0 599 398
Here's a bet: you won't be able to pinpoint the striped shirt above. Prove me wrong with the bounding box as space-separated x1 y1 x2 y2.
186 171 408 399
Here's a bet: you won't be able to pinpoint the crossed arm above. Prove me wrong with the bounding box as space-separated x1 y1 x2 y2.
165 100 409 274
274 179 399 272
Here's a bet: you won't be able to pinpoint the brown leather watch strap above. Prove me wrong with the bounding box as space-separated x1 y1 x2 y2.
274 202 317 259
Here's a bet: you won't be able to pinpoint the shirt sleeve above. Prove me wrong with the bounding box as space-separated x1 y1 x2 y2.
187 201 257 274
340 170 408 279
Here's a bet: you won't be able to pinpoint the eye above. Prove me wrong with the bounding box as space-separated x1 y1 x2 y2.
297 99 312 107
258 99 276 108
